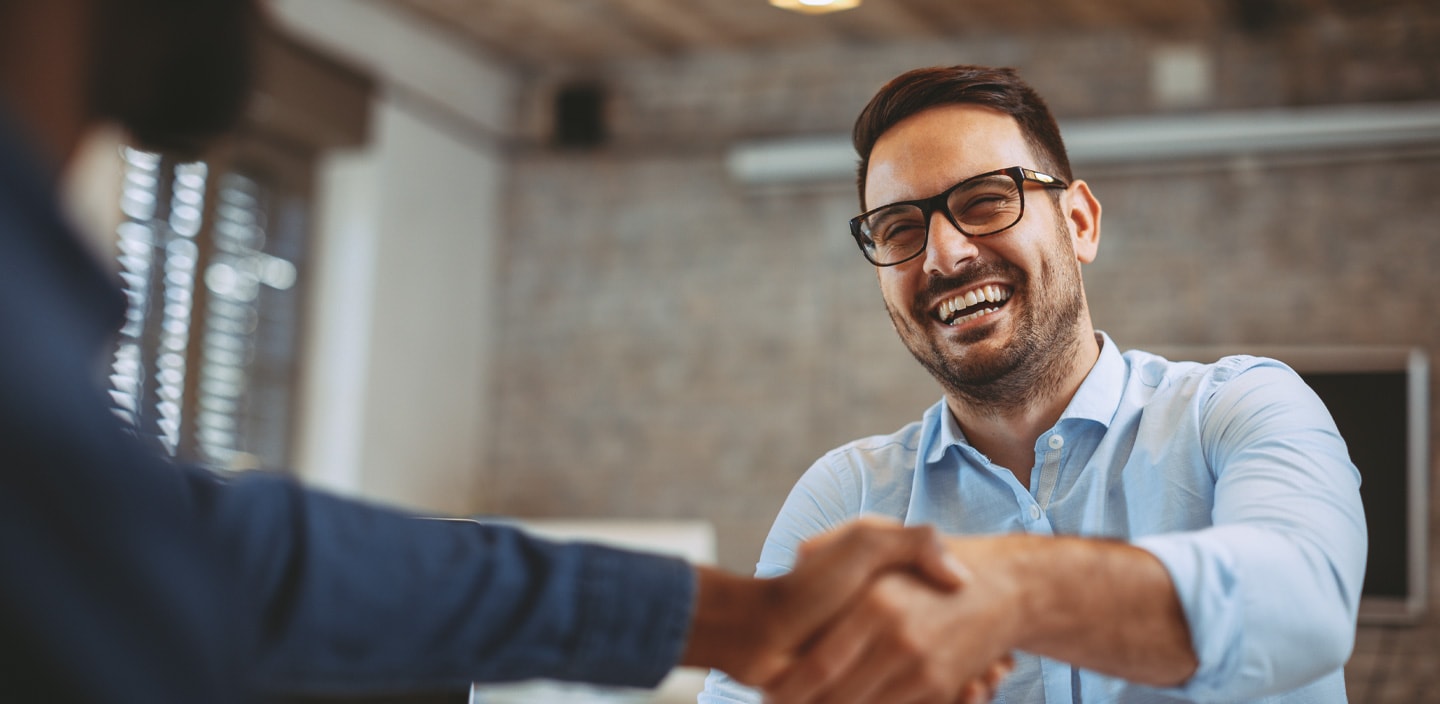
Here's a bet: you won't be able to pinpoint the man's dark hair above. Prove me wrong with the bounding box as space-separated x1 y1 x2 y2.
852 65 1071 209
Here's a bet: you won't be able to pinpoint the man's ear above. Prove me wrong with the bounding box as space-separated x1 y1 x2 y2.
1065 180 1102 264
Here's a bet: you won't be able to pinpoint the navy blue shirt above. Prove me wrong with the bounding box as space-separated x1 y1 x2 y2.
0 109 694 702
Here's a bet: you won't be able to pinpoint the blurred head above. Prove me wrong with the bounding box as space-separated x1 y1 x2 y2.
852 65 1070 211
88 0 261 155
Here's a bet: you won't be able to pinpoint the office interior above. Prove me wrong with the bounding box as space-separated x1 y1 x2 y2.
60 1 1439 702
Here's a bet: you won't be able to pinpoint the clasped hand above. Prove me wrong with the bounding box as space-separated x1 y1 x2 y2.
715 518 1015 704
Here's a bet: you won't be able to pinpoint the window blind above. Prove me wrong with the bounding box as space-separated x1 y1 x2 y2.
109 147 307 472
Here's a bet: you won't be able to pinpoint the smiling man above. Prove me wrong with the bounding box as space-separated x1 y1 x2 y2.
702 65 1367 703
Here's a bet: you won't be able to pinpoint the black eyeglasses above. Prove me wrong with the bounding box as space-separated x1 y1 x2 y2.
849 165 1069 266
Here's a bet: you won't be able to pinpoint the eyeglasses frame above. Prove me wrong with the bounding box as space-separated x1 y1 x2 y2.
849 165 1070 267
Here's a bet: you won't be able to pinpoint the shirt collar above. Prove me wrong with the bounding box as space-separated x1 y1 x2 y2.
1059 331 1125 427
922 331 1127 464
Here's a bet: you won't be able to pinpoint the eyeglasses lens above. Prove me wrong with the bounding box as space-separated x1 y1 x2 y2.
859 174 1024 265
948 175 1023 235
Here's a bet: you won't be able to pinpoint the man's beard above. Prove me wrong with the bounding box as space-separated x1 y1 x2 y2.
88 0 259 157
884 222 1088 417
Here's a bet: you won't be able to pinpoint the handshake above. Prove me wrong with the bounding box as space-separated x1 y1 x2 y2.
684 518 1017 704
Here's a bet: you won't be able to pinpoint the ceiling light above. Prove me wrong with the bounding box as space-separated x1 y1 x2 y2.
769 0 862 15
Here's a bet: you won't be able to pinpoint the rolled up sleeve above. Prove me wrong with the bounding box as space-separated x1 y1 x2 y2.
1135 362 1367 701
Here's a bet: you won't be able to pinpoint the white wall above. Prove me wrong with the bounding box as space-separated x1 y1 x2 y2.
273 0 513 515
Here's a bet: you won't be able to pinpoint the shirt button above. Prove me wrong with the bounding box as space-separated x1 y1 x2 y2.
1048 434 1064 450
1029 505 1042 520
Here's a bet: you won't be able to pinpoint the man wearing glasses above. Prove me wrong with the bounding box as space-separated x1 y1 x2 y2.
703 65 1365 703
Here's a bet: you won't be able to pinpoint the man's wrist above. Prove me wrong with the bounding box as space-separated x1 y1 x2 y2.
680 566 781 684
944 534 1037 651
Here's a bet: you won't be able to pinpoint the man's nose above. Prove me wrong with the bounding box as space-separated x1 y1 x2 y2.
922 210 980 276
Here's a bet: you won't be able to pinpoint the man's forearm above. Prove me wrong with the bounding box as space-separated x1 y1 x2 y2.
950 533 1198 687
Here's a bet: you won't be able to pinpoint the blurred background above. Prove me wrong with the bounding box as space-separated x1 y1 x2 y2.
64 0 1439 701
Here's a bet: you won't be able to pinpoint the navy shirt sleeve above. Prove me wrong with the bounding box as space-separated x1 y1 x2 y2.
0 110 694 702
205 469 695 695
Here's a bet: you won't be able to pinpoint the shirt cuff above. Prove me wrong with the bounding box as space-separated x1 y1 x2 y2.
557 543 696 688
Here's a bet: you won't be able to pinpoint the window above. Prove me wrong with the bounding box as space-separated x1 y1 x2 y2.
106 29 370 471
110 141 312 471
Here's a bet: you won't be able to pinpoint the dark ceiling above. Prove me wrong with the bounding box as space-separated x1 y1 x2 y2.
383 0 1422 70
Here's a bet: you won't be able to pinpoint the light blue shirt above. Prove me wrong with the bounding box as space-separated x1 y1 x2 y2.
702 333 1366 703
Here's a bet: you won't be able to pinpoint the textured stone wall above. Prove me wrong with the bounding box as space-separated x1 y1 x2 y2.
482 10 1440 573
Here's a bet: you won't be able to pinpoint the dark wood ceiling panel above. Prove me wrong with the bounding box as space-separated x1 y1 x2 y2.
692 1 844 47
878 0 975 36
824 0 951 43
509 1 674 61
381 0 1399 69
1106 0 1222 37
607 0 746 52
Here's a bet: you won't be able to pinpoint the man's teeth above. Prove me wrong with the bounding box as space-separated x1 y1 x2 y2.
937 285 1011 324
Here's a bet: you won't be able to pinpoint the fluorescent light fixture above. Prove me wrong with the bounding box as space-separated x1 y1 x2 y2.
770 0 862 14
727 101 1440 184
